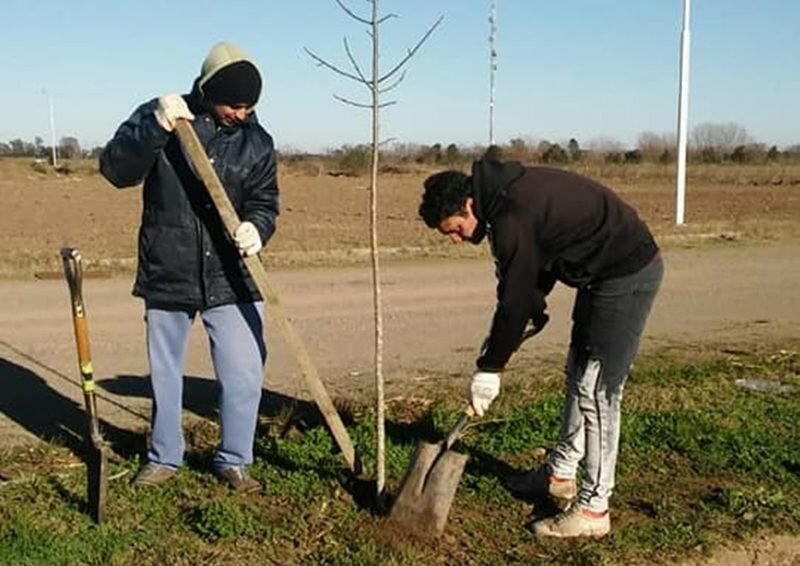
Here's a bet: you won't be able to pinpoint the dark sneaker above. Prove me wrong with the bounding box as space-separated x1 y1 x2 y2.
215 466 262 493
506 465 577 501
133 463 177 487
533 505 611 538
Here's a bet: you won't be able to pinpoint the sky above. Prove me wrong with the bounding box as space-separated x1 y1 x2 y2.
1 0 798 153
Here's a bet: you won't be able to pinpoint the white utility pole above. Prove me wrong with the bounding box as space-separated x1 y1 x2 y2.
675 0 691 225
488 0 497 146
48 94 58 168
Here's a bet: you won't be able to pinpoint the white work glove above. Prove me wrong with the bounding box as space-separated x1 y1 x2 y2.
234 221 262 257
154 94 194 132
469 372 500 417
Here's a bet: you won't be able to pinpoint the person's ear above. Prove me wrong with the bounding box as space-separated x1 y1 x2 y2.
464 197 474 216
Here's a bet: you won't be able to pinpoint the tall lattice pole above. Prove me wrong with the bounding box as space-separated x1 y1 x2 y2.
488 0 497 146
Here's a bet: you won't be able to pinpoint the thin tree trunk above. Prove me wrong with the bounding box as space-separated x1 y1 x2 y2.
370 0 386 500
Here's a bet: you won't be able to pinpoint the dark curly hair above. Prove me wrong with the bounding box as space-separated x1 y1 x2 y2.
418 171 472 228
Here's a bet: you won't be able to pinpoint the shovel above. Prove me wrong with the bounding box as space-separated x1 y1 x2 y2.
388 406 475 536
61 247 108 524
173 120 361 475
389 321 547 535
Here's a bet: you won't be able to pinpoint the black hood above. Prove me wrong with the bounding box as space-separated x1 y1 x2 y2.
470 158 525 244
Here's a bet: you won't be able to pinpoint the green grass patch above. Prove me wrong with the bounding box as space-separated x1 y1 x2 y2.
0 348 797 564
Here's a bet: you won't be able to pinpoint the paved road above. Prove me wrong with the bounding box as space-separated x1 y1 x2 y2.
1 241 798 446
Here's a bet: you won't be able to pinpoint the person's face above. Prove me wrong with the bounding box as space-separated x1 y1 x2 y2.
211 103 252 127
437 197 479 244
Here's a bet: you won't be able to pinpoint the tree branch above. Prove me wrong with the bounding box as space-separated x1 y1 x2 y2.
376 13 397 25
334 0 371 25
333 94 396 109
379 15 443 83
304 47 368 85
333 94 372 108
379 70 406 94
343 37 370 86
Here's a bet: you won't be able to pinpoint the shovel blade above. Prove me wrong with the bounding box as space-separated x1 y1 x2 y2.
389 441 468 535
86 445 107 524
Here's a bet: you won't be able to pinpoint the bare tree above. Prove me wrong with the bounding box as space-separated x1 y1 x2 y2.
637 131 677 162
306 0 442 502
691 122 751 151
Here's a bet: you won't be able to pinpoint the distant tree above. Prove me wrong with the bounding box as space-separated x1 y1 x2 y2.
623 149 642 164
335 144 371 175
9 139 27 155
59 136 81 159
542 143 568 164
699 147 721 164
484 144 503 161
766 145 780 162
537 140 552 155
430 142 442 163
509 137 526 152
658 148 673 164
415 143 443 164
691 122 751 152
506 137 527 161
567 138 582 162
637 131 674 162
729 143 766 164
445 143 460 165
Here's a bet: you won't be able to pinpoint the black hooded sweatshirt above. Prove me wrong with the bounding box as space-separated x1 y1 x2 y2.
471 159 658 372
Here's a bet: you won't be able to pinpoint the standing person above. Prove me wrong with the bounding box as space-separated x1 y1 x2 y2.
418 158 662 537
100 41 279 492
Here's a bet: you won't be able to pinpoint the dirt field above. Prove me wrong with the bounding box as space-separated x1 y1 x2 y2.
1 158 799 563
2 158 799 276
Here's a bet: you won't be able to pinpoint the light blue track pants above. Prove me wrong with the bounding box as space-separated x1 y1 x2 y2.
145 302 266 469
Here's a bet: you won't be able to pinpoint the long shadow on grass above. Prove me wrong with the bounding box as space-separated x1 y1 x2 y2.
101 374 355 470
102 374 340 425
0 357 143 459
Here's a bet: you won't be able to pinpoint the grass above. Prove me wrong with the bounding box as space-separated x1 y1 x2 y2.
0 348 798 564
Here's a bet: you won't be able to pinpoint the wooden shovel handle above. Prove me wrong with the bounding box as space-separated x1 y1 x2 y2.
61 248 103 443
174 120 360 475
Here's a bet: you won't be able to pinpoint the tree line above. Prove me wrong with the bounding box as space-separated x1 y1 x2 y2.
3 121 798 169
0 136 103 161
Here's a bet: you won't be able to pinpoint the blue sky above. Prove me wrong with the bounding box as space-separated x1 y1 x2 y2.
1 0 798 152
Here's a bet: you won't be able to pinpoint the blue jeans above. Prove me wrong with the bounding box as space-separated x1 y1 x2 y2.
548 255 663 511
145 302 266 469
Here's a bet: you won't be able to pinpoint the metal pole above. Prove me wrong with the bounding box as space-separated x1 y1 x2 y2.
675 0 691 225
49 94 58 168
488 0 497 146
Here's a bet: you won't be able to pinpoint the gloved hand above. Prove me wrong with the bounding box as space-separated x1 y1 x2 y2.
154 94 194 132
234 221 262 257
469 371 500 417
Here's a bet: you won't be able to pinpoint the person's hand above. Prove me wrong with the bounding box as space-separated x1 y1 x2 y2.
469 371 500 417
234 221 262 257
154 95 194 132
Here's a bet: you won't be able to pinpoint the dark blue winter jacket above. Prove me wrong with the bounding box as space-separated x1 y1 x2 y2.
100 86 279 309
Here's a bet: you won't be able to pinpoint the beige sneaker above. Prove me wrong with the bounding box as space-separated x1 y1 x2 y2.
133 463 177 487
533 506 611 538
505 466 577 501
